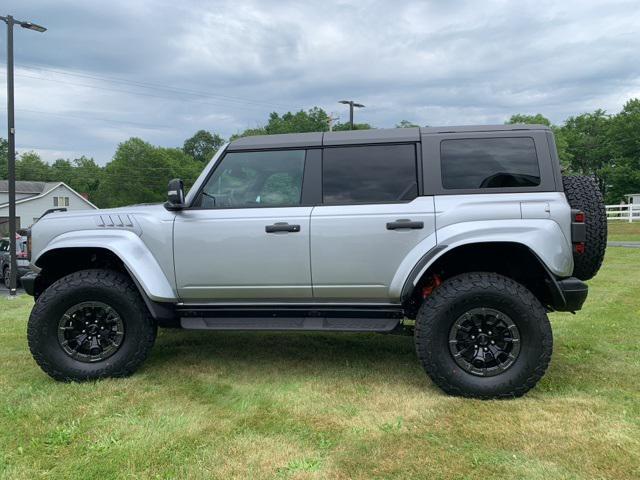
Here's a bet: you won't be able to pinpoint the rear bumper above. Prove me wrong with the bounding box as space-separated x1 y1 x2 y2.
552 277 589 312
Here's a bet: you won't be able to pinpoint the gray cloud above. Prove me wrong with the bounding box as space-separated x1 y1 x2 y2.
1 0 639 164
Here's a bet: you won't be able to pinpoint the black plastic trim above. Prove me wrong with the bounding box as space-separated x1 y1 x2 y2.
125 267 178 326
177 304 404 319
21 271 37 296
400 244 448 302
556 277 588 312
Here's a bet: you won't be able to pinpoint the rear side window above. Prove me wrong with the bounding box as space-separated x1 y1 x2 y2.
441 137 540 189
322 144 418 204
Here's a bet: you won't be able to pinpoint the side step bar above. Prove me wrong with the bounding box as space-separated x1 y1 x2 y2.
177 306 404 332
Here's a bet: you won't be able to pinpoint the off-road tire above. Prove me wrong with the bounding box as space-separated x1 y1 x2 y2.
562 175 607 280
28 269 157 381
415 272 552 399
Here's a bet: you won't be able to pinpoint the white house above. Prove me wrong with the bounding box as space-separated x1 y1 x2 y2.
626 194 640 205
0 180 98 235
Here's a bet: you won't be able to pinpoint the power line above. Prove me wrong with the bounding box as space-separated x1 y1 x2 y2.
17 62 296 111
0 70 282 114
0 107 172 130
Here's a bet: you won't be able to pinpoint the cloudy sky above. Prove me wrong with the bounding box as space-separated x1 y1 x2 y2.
1 0 639 164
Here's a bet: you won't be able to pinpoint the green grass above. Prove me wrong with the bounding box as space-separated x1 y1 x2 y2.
1 249 640 479
608 222 640 242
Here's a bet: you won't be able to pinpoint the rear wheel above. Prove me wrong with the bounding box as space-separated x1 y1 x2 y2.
415 272 552 399
3 266 9 288
28 269 157 381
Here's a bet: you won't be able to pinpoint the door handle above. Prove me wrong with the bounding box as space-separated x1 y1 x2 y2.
386 219 424 230
265 222 301 233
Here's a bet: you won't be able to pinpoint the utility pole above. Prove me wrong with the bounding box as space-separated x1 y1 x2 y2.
339 100 365 130
327 112 339 132
0 15 46 297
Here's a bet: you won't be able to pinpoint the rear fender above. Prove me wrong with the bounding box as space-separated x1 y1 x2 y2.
392 219 573 301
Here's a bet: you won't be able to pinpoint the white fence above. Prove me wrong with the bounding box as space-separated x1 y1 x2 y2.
606 204 640 222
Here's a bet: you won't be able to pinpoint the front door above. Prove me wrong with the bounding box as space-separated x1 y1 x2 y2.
174 149 312 302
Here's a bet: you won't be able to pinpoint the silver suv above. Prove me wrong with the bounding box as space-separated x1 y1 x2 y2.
23 125 607 398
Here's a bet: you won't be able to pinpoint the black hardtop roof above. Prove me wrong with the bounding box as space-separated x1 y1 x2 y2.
226 124 550 151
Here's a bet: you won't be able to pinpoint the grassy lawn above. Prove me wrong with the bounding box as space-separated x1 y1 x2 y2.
1 249 639 479
608 222 640 242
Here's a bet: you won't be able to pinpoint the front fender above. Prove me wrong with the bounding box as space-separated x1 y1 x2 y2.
35 229 177 302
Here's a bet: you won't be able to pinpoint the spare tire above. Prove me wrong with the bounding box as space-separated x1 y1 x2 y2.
562 175 607 280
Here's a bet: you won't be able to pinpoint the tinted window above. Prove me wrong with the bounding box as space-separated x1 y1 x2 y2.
441 137 540 189
197 150 305 208
323 145 418 204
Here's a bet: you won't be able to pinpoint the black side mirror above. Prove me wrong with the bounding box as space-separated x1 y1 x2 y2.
165 178 185 211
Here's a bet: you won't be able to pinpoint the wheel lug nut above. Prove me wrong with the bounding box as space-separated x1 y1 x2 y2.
471 335 475 339
474 344 478 348
478 328 482 332
491 340 495 344
483 347 488 352
488 331 492 335
82 329 86 333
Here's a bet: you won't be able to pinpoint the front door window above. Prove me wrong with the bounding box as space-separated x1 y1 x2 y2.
196 150 306 209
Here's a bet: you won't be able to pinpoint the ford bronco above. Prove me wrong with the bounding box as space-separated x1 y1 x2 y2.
22 125 607 398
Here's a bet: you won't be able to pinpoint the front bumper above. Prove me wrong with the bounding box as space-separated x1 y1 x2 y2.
553 277 589 312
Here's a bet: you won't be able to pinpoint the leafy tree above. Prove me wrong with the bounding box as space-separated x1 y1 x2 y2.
50 158 74 184
15 151 50 181
183 130 225 163
231 107 332 139
559 110 611 192
67 156 104 202
506 114 552 126
264 107 330 134
396 120 419 128
601 99 640 202
506 114 573 169
94 138 201 208
0 138 7 179
332 122 373 131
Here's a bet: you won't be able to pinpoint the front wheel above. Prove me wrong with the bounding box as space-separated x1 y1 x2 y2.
415 272 552 399
28 269 157 381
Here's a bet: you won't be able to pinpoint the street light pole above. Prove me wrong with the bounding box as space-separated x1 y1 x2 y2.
0 14 46 297
339 100 365 130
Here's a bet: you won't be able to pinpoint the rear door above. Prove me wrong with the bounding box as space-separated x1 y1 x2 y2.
310 143 436 302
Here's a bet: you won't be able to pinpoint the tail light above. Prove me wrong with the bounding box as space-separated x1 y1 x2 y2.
571 209 587 254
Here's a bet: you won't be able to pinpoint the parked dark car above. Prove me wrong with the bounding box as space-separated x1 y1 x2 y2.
0 235 30 288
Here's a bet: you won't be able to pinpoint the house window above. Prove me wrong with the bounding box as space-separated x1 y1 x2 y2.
53 196 70 207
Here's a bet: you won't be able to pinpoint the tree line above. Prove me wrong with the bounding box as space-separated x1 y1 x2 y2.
0 99 638 207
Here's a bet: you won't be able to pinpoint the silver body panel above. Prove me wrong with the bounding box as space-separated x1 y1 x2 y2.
173 207 313 300
310 197 436 302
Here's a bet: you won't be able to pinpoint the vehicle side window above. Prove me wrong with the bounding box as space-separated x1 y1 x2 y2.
322 144 418 204
0 240 8 252
440 137 540 189
196 150 305 209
